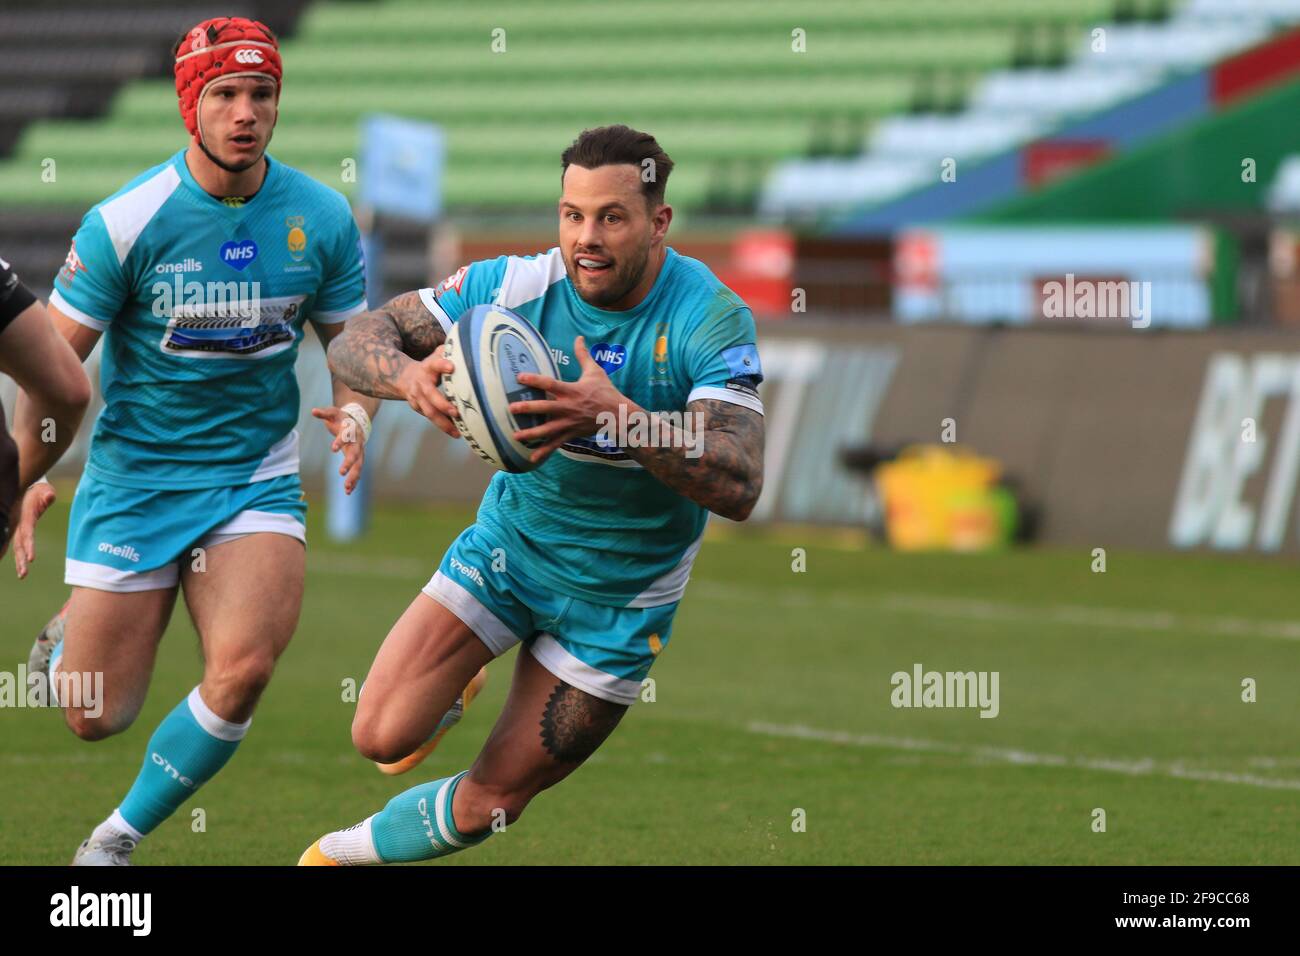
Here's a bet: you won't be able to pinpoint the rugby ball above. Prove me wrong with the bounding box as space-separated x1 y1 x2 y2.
439 304 558 473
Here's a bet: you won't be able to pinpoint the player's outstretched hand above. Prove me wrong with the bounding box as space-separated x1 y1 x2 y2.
397 352 460 439
512 335 626 465
311 406 368 494
11 481 56 579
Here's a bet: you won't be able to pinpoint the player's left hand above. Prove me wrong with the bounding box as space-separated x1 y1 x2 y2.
311 405 366 494
11 481 56 579
512 335 628 465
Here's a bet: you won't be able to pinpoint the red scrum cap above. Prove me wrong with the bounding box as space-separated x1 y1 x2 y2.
174 17 282 140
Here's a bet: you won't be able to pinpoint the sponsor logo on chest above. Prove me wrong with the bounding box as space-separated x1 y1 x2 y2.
219 239 258 271
589 342 627 374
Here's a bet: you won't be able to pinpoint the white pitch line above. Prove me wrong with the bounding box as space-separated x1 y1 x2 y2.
691 581 1300 642
746 721 1300 791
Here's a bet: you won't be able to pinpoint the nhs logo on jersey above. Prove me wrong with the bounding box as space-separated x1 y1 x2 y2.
220 240 258 271
590 342 626 374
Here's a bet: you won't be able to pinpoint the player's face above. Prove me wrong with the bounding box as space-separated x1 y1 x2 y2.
198 77 278 171
559 164 667 310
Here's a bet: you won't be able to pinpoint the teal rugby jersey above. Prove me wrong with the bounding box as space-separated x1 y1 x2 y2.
418 247 764 608
50 149 366 489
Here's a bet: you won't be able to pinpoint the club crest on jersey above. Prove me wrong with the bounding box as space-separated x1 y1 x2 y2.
220 239 258 271
651 322 670 385
287 229 307 264
590 342 627 374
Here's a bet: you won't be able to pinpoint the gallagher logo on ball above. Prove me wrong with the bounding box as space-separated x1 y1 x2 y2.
220 239 258 271
590 342 626 374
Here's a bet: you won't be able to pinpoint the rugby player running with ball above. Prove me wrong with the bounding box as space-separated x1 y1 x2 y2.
301 126 765 865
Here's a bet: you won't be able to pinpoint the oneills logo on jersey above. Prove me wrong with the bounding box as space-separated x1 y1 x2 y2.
154 258 203 274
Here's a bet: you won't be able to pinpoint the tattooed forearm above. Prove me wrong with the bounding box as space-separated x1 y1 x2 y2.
539 681 627 764
325 290 447 400
624 399 765 521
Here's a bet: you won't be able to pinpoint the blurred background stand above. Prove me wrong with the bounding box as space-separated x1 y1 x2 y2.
326 112 444 542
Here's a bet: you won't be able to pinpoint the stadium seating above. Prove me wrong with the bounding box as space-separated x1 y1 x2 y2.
761 0 1300 221
4 0 1261 301
0 0 1161 219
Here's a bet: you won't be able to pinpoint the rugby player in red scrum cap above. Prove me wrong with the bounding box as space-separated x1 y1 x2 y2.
9 16 482 866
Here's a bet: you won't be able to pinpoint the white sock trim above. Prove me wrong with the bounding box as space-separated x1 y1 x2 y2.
106 808 145 843
320 814 382 865
434 775 469 849
186 686 252 742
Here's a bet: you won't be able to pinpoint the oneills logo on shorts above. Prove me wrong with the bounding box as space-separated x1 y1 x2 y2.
97 541 141 563
449 556 485 588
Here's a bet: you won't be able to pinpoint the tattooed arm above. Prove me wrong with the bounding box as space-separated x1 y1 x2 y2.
325 290 461 438
512 334 765 522
623 398 764 522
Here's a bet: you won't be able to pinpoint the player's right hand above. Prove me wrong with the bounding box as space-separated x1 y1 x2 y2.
397 352 461 438
12 481 56 579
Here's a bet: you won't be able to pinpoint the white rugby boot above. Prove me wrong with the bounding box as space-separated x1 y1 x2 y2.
72 825 138 867
27 599 71 699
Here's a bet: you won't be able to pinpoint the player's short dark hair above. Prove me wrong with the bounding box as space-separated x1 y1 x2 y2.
560 125 674 208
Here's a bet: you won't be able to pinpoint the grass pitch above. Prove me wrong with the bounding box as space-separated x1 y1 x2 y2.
2 491 1298 865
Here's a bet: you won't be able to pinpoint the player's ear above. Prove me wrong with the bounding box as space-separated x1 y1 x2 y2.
652 203 672 241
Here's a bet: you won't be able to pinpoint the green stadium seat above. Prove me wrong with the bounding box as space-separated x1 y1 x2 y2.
0 0 1120 213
